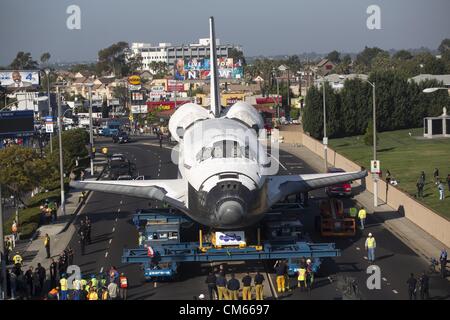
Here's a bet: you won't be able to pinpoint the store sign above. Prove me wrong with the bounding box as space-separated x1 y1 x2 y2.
128 75 141 85
131 105 148 114
128 84 141 91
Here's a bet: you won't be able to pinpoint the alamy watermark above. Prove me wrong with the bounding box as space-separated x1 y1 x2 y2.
66 5 81 30
366 5 381 30
366 265 381 290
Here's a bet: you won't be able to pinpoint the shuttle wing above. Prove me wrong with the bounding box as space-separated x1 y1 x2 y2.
69 179 188 211
267 170 368 207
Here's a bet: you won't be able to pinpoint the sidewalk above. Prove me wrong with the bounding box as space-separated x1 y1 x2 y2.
280 143 449 263
13 153 107 272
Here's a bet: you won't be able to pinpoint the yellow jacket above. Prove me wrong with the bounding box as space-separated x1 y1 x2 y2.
358 209 367 219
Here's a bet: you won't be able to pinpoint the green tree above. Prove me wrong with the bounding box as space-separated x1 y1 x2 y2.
340 78 371 136
112 84 128 106
438 38 450 54
303 85 324 139
48 128 89 176
228 48 246 66
150 61 169 78
40 52 51 65
326 50 341 64
10 52 38 70
96 41 129 76
354 47 386 73
0 146 50 205
393 50 413 61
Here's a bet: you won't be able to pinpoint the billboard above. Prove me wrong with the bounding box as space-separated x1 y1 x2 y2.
167 80 184 92
0 110 34 135
174 58 243 81
0 70 40 87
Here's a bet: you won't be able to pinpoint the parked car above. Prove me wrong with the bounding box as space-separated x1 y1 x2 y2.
325 167 353 197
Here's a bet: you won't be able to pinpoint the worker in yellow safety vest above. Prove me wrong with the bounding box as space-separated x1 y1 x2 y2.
60 274 69 300
297 266 307 291
12 252 22 266
365 233 377 263
274 260 287 293
358 207 367 230
91 275 98 289
87 287 99 300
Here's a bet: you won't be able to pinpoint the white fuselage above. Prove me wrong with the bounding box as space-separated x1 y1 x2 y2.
173 117 270 228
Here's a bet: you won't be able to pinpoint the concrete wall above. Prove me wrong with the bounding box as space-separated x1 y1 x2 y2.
284 131 450 248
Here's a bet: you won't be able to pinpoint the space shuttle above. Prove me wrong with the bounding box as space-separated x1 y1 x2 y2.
70 17 367 229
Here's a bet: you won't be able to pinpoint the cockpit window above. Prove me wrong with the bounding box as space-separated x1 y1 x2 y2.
196 140 255 162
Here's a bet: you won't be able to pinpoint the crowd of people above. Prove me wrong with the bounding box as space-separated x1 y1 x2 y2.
2 246 74 300
203 259 316 300
47 266 129 300
415 168 450 201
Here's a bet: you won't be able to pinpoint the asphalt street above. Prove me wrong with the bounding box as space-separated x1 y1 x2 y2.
66 135 450 300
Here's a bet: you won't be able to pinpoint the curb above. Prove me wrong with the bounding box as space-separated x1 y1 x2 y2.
58 164 107 234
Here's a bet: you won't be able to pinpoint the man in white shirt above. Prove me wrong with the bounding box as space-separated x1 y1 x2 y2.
108 281 118 300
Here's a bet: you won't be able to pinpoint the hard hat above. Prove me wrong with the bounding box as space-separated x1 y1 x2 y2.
368 233 372 237
306 259 311 264
199 294 205 299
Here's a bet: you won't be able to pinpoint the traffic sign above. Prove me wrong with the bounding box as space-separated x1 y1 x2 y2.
45 123 54 133
371 160 380 173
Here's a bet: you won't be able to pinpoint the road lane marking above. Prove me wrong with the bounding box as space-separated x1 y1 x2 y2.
109 239 112 245
382 277 387 282
356 247 360 250
115 217 118 222
363 256 368 260
269 153 288 172
267 272 278 299
118 208 121 213
112 227 115 232
392 290 398 294
105 252 108 258
120 200 123 205
100 267 103 273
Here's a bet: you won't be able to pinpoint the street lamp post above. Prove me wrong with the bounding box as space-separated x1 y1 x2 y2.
340 75 378 207
370 81 378 208
0 185 7 300
44 69 53 153
86 83 95 175
272 68 280 120
56 84 66 216
315 74 328 171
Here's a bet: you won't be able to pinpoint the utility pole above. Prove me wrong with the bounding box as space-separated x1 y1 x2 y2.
45 69 53 153
57 86 66 216
372 82 378 207
322 77 328 171
0 185 7 300
88 85 94 175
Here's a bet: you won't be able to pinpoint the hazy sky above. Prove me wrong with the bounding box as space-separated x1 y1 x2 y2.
1 0 449 65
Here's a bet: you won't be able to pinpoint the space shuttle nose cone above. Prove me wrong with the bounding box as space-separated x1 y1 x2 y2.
217 201 244 225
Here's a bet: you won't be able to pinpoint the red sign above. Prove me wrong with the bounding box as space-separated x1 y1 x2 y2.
146 100 190 112
256 96 281 104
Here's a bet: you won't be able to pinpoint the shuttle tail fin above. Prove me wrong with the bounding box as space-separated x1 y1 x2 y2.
209 16 221 118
